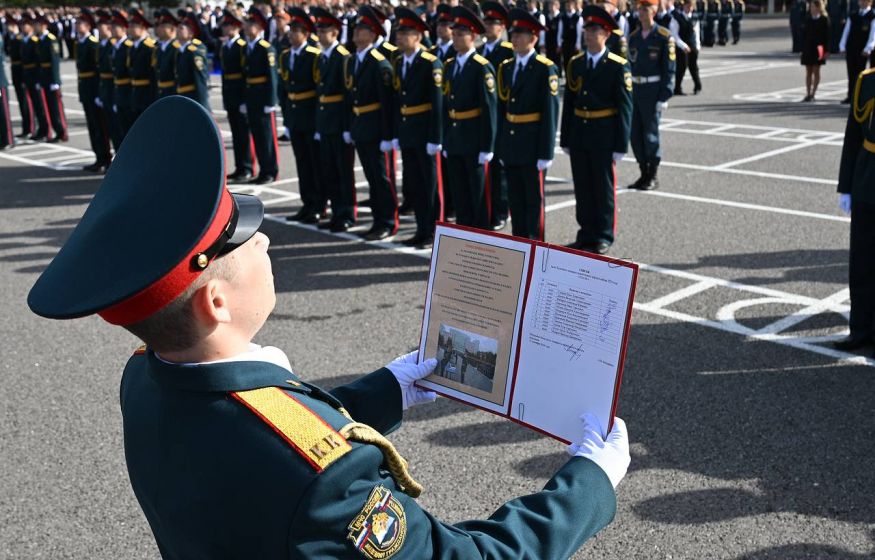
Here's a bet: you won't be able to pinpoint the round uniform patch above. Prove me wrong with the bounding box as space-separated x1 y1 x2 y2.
348 486 407 559
624 71 632 92
433 69 443 87
485 73 495 93
549 75 559 95
668 40 676 62
195 56 204 70
268 52 276 67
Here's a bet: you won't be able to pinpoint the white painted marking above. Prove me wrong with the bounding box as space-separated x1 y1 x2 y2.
756 288 850 335
713 141 820 169
645 279 718 309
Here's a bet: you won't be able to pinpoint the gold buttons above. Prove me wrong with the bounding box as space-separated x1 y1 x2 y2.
195 253 209 269
511 97 515 102
510 130 515 135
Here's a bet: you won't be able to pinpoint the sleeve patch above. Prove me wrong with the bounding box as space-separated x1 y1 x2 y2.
347 486 407 559
485 72 495 92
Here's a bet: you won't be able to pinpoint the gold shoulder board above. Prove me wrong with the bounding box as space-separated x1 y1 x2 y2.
500 41 513 49
607 52 628 65
258 39 271 48
370 49 386 61
536 54 554 66
420 50 437 62
305 45 321 55
337 44 350 56
472 53 489 65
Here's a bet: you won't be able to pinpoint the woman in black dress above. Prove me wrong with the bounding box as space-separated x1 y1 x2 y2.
801 0 830 101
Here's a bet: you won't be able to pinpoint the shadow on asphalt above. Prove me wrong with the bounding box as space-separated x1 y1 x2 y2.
684 101 849 122
0 163 102 209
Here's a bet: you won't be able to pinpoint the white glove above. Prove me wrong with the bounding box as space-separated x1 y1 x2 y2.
35 83 42 90
839 193 852 215
391 138 400 151
94 97 103 108
426 142 442 156
313 132 321 141
612 152 625 162
379 140 393 152
561 147 570 155
865 49 872 56
112 104 118 113
284 126 291 137
263 105 276 113
657 101 668 112
536 159 552 171
478 151 493 165
342 131 353 145
384 350 438 410
567 413 630 489
840 47 846 54
50 83 60 91
239 103 247 114
441 150 447 158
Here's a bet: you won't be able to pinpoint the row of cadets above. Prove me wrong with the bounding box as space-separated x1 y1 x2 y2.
3 17 32 141
221 9 258 184
74 10 111 171
243 7 280 186
0 28 10 149
127 9 157 124
19 13 67 143
153 9 180 100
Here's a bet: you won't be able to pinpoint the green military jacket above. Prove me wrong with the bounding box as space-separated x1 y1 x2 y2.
0 35 9 89
221 35 247 108
113 38 134 109
98 38 116 106
20 34 40 87
130 36 157 111
607 29 630 60
8 34 23 86
477 39 514 72
244 38 278 109
839 68 875 204
315 42 351 135
560 50 633 154
76 35 100 103
345 47 394 144
154 40 179 98
375 39 399 63
279 44 320 133
176 39 210 110
37 32 61 86
628 25 675 102
429 42 455 63
496 53 559 164
392 49 443 149
442 52 497 156
120 348 617 559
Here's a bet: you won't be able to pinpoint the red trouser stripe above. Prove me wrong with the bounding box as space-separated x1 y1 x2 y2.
269 112 279 177
1 88 12 146
385 150 399 233
249 134 258 177
39 89 52 138
483 160 492 225
611 160 617 234
538 168 545 242
348 145 358 220
55 90 68 140
24 87 34 133
435 153 445 223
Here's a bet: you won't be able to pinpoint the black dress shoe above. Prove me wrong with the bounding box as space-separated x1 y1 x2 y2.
330 219 354 233
317 219 333 230
250 175 276 185
363 226 393 241
593 241 611 255
16 132 31 139
491 218 507 231
832 334 872 351
414 235 434 249
398 202 414 215
83 162 108 172
47 136 64 143
694 85 702 94
30 135 48 142
402 233 432 246
299 213 321 224
841 97 851 104
286 209 308 222
674 90 686 96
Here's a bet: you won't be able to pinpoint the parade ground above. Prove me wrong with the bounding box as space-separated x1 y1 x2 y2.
1 15 873 559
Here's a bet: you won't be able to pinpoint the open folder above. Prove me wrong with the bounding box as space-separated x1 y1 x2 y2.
416 223 638 443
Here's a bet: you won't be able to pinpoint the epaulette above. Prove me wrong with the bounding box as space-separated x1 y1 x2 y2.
231 387 352 472
569 52 585 64
381 41 397 51
187 44 198 52
236 38 247 47
420 50 437 62
305 45 321 55
612 28 624 36
500 41 513 49
110 37 118 46
370 48 385 61
445 56 455 66
657 26 671 37
337 44 350 56
47 33 57 41
172 40 181 49
124 39 133 47
473 53 489 65
192 38 203 45
132 344 146 355
30 36 40 42
607 52 628 65
536 54 554 66
88 35 98 43
630 28 641 37
144 37 156 47
258 38 271 48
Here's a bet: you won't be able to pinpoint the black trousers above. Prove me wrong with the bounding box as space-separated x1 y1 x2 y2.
506 163 545 241
44 88 67 140
489 158 509 223
291 129 324 214
319 133 356 223
849 199 875 338
246 104 279 179
570 148 615 246
446 153 489 229
401 146 440 236
225 102 253 176
13 82 33 135
105 103 125 152
357 141 398 232
846 50 868 101
676 48 702 92
27 84 49 138
731 16 742 42
718 16 729 44
0 87 13 147
82 99 111 165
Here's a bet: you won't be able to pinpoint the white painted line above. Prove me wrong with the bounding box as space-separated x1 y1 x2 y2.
656 159 836 185
645 279 717 309
713 142 819 169
756 288 850 335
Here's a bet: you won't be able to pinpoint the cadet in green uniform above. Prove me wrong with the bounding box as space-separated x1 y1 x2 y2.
627 0 675 191
127 10 157 123
96 11 121 153
561 6 632 254
34 14 68 142
20 16 49 141
176 13 211 111
6 18 34 139
28 95 630 560
111 11 135 139
836 68 875 356
153 10 179 99
220 9 255 183
391 7 444 248
280 9 325 224
479 2 516 231
496 9 559 241
312 7 357 233
76 10 111 171
443 6 497 230
430 4 456 221
243 7 280 185
0 32 12 149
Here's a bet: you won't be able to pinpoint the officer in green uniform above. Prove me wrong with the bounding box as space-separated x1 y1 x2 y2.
626 0 675 191
5 18 34 139
220 9 255 184
836 68 875 356
111 10 135 139
312 7 357 233
176 13 211 111
280 8 325 224
0 31 12 149
561 6 632 254
128 10 157 123
20 16 49 141
443 6 497 230
495 9 559 241
243 7 280 185
28 94 630 560
35 14 68 142
430 4 456 221
479 1 516 231
391 7 444 248
153 10 179 99
76 10 111 172
96 11 121 154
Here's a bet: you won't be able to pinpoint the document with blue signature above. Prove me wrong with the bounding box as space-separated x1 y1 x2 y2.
416 223 638 443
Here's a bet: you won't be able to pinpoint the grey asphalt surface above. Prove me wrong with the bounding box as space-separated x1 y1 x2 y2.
2 16 874 559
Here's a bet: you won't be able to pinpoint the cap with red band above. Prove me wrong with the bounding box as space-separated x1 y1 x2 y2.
451 5 485 34
311 7 342 30
482 1 508 24
355 6 385 36
394 7 428 33
286 7 315 33
581 5 620 31
508 8 546 33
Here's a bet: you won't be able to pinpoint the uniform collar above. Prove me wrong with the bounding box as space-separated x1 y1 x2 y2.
587 47 606 67
290 42 307 56
455 47 476 68
402 48 420 65
357 44 373 63
515 48 535 67
133 35 145 47
483 37 500 52
78 33 90 43
322 40 339 57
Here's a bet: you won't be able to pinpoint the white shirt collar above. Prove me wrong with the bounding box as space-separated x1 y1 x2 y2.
159 39 172 50
114 35 127 49
179 40 190 52
323 40 338 57
455 47 476 68
133 36 145 47
587 47 607 66
402 48 420 66
78 33 90 43
247 34 262 49
484 38 500 52
357 44 373 63
157 343 294 373
291 42 306 55
515 48 535 67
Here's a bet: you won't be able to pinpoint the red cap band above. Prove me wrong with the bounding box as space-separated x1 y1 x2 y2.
511 19 540 32
585 15 614 29
454 16 478 33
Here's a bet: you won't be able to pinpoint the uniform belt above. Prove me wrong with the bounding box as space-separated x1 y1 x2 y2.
353 102 382 115
114 78 131 85
246 76 268 85
449 108 482 120
400 103 432 116
158 80 175 88
631 75 661 84
11 61 21 65
131 79 152 87
100 72 114 79
288 90 317 101
23 64 37 69
574 108 618 119
78 71 97 79
177 84 196 93
319 94 344 103
223 72 243 80
864 138 875 154
506 112 541 124
39 63 52 68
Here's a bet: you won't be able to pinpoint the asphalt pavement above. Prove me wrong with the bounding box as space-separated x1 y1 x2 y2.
1 16 873 560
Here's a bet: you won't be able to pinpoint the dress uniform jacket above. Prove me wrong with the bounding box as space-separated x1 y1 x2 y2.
22 34 50 139
76 34 111 166
0 34 11 147
154 40 179 98
221 34 251 177
244 37 279 180
607 28 630 60
120 349 617 559
112 37 135 132
429 42 456 63
37 31 66 140
628 25 675 166
129 36 157 116
176 39 210 110
7 33 31 136
478 39 515 70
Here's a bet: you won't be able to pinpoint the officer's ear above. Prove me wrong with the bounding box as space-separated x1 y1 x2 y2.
190 277 233 326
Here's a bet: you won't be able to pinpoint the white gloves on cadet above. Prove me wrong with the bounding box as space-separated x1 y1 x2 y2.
391 138 400 151
612 152 625 162
385 350 438 411
263 105 275 114
239 103 247 115
567 413 630 489
657 101 668 112
426 143 442 156
50 83 60 91
94 97 102 108
478 152 493 165
379 140 394 152
537 159 553 171
839 193 852 215
342 131 353 145
313 132 321 141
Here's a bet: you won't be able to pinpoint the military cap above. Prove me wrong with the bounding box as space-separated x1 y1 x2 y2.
177 10 201 38
508 7 546 33
369 5 390 24
33 12 51 26
28 96 264 326
155 8 179 26
286 7 315 33
111 9 129 27
355 5 386 36
220 8 243 28
637 0 659 6
95 9 112 25
78 9 96 28
436 4 454 23
310 7 342 29
451 5 485 34
246 6 270 30
581 5 619 31
481 1 509 25
129 9 152 28
394 7 428 33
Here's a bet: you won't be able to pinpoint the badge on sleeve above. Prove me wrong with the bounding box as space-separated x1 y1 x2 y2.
347 486 407 559
624 71 632 92
548 74 559 95
485 72 495 93
433 68 443 87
